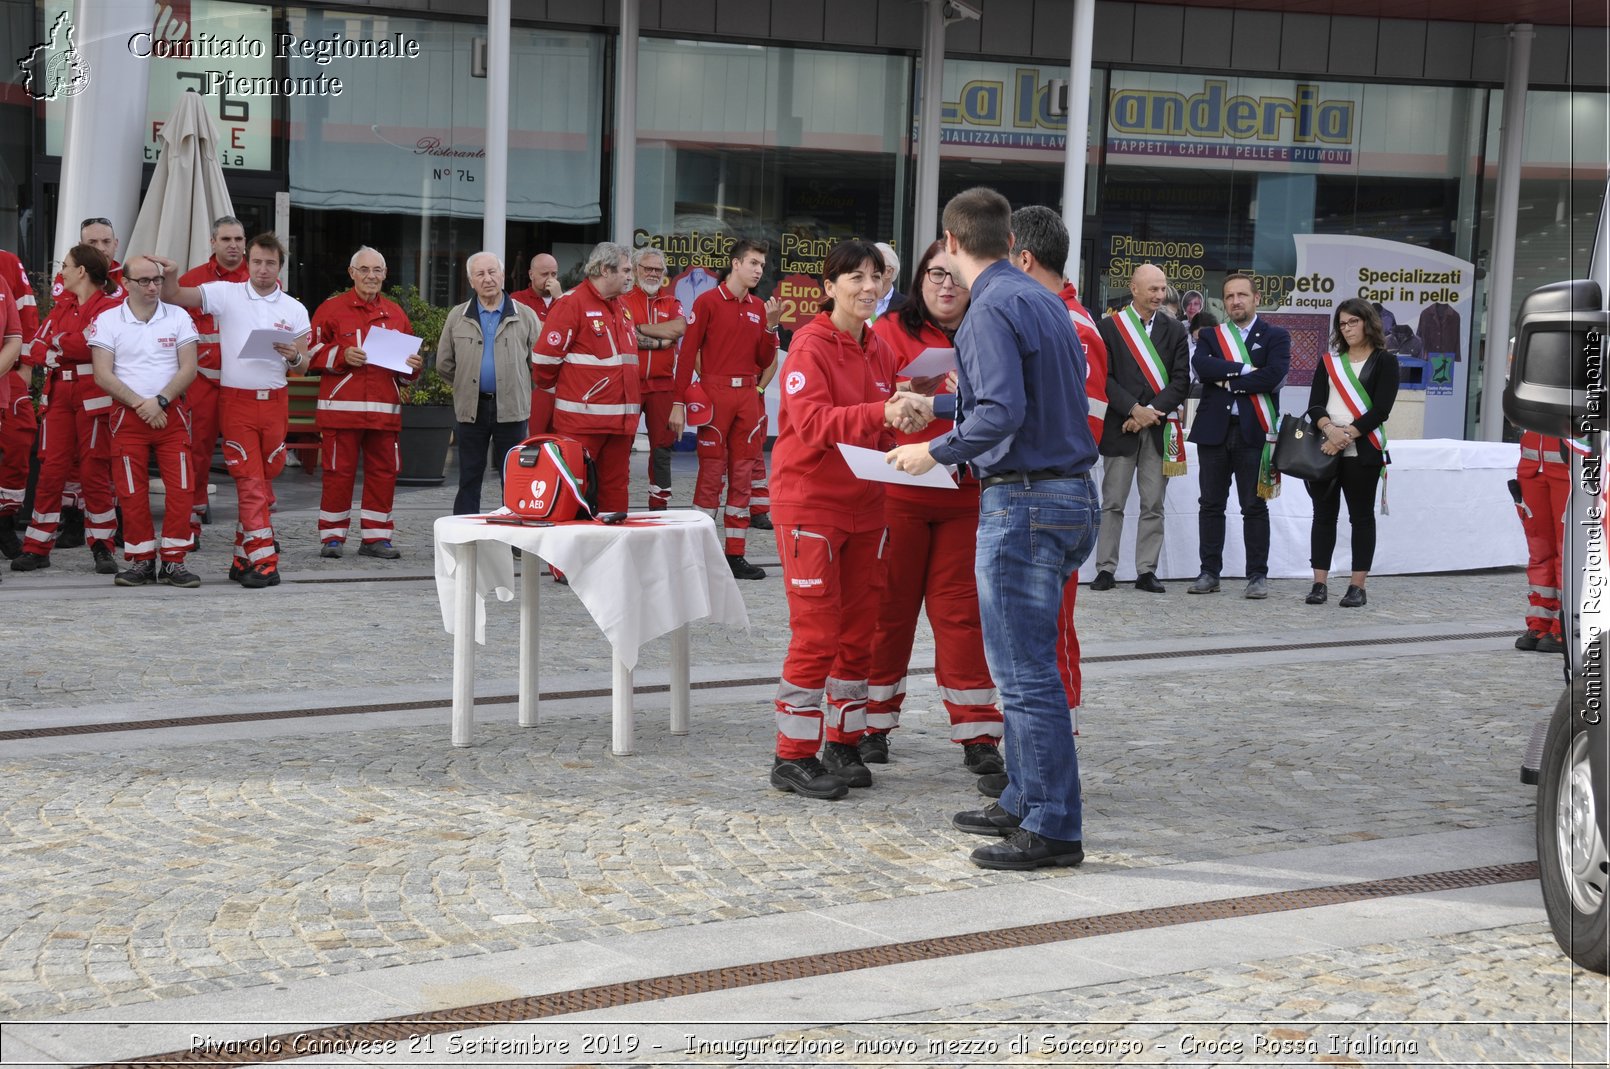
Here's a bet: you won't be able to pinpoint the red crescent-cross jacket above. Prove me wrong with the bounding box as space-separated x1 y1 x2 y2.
531 277 641 436
0 250 39 337
770 312 900 532
872 314 975 509
620 286 685 390
179 256 251 380
308 289 416 432
30 285 125 412
1059 282 1109 445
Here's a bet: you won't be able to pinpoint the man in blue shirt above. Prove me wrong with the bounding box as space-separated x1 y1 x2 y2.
887 187 1098 870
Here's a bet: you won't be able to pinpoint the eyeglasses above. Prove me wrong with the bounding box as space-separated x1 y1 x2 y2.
126 276 163 287
925 268 964 288
637 265 665 275
81 217 112 229
352 266 386 276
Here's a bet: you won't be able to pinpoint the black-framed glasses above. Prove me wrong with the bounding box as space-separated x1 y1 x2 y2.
925 267 964 287
80 217 112 229
126 276 163 287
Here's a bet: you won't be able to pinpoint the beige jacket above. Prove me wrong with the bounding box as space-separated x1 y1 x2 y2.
436 295 541 424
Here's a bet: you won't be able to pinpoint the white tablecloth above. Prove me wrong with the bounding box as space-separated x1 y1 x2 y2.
1082 438 1527 580
433 511 749 669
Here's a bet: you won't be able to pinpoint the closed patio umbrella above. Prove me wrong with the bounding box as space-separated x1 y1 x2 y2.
127 91 235 270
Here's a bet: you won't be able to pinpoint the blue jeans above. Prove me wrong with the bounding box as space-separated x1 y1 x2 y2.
975 475 1099 842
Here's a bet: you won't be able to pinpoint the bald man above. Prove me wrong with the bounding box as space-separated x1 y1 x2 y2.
1090 264 1190 593
512 252 562 435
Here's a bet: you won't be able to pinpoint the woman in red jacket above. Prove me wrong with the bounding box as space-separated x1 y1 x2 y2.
861 241 1003 776
13 244 124 573
769 239 913 800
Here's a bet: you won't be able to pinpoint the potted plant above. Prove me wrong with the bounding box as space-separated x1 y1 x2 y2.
390 285 456 486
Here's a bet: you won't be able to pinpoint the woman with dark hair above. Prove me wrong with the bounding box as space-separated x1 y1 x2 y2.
13 244 124 573
1304 298 1398 607
767 239 911 800
861 241 1003 776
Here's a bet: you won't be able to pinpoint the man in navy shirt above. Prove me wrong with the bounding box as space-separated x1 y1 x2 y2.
887 188 1098 870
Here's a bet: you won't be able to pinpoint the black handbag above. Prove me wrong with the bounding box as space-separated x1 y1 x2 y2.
1273 414 1339 482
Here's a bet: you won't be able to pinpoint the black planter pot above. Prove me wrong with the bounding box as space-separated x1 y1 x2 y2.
398 405 456 486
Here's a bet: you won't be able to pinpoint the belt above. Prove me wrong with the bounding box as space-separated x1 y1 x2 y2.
979 468 1077 489
55 364 96 381
720 376 756 388
478 391 497 401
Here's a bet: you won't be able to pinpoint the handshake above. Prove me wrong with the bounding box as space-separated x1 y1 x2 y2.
884 390 935 434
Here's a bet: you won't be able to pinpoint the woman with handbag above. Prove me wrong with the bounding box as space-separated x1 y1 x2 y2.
1304 298 1398 607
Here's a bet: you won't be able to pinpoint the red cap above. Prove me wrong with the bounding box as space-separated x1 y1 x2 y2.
684 381 714 427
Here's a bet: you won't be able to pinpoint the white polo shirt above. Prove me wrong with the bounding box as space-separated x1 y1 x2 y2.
87 301 198 400
199 280 312 390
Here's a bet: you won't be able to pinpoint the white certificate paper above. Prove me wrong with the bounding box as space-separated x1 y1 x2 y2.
238 328 295 363
837 443 957 489
362 327 422 373
899 346 957 379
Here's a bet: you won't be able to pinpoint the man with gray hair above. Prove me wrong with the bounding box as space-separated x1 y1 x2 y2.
533 242 640 512
177 214 248 548
308 246 423 556
436 251 542 515
621 245 686 509
873 241 904 320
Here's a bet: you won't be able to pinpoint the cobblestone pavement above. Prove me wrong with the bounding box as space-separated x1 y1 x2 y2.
0 453 1602 1065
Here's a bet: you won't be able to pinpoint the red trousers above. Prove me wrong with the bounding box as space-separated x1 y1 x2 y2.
22 377 115 553
695 381 760 556
1519 460 1571 637
1056 575 1082 725
220 386 287 570
186 373 221 535
774 521 888 758
747 409 770 517
319 428 399 544
528 388 554 437
110 403 193 563
867 493 1002 743
641 387 677 509
567 431 632 513
0 371 37 517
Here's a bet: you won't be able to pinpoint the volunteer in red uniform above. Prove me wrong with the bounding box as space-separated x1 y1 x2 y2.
672 239 781 579
511 252 562 435
1516 429 1572 653
532 242 639 512
157 233 312 588
308 246 422 559
621 247 686 510
88 255 201 588
0 249 39 557
12 244 124 573
177 215 249 548
768 239 924 800
862 241 1004 776
49 218 126 551
1010 206 1110 737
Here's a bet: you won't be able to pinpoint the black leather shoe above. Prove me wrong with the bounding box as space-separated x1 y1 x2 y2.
1305 582 1328 605
962 741 1004 775
10 551 49 572
1134 572 1166 593
977 773 1008 799
56 507 85 548
857 731 890 764
951 801 1022 837
1338 584 1367 608
727 555 766 580
770 756 848 799
1536 631 1565 654
114 559 156 586
970 828 1085 870
821 741 873 787
1089 570 1115 591
1515 629 1541 651
91 545 118 574
0 516 20 559
749 513 773 531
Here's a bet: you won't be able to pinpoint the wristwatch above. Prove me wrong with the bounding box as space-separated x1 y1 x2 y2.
156 395 170 410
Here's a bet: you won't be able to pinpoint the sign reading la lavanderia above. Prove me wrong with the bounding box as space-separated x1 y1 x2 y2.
125 30 420 96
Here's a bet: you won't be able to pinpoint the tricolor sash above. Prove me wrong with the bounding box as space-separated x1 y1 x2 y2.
1115 307 1186 476
1566 435 1593 457
1215 324 1280 500
1325 351 1391 514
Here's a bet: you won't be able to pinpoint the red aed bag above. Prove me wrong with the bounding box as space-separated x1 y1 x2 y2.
502 434 599 521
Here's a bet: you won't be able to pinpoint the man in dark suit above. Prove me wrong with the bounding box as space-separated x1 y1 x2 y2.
1091 263 1191 593
1187 273 1290 599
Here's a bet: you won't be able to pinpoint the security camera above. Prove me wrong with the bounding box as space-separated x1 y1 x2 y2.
942 1 982 25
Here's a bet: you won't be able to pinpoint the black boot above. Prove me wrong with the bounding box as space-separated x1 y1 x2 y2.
0 515 20 559
57 506 85 548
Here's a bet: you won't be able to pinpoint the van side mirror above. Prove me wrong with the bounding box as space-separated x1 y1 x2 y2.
1503 279 1609 437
